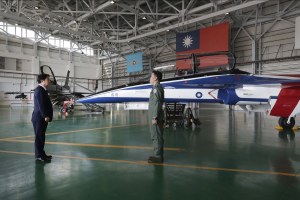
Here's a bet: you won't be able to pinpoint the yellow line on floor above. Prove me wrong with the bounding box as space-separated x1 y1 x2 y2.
0 150 33 156
0 123 144 140
0 114 92 125
0 139 183 151
0 150 299 177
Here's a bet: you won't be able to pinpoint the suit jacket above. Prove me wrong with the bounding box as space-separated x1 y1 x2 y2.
32 85 53 122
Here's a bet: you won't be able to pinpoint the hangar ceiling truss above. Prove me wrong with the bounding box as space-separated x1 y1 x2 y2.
0 0 299 60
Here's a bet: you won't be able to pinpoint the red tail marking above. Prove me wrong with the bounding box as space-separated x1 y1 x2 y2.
270 87 300 117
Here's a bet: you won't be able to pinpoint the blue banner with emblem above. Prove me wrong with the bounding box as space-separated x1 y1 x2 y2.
126 52 143 73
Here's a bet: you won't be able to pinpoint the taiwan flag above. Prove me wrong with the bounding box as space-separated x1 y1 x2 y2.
176 30 200 53
176 22 229 70
176 29 201 70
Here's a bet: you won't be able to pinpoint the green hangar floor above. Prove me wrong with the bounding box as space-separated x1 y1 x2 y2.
0 107 300 200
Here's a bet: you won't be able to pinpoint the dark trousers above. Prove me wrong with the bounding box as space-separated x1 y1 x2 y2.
32 119 48 158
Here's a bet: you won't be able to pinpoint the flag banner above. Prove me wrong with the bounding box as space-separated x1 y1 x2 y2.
200 22 229 53
126 52 143 73
199 55 229 68
176 22 229 70
176 30 200 53
176 59 194 70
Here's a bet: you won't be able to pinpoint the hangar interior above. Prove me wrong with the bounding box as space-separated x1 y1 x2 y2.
1 0 300 200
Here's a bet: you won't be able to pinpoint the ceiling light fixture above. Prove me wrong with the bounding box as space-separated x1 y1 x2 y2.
34 6 40 10
142 16 146 20
110 1 115 4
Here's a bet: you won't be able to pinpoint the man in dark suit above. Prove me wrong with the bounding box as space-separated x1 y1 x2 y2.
32 74 53 162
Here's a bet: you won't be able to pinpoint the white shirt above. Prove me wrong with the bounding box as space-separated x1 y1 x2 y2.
39 84 47 91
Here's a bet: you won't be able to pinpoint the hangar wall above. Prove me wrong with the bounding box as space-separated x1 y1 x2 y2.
232 1 300 74
0 37 100 107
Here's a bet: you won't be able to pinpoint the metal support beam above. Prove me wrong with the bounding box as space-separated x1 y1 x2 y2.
108 0 270 43
110 2 214 37
0 11 107 43
184 0 195 15
163 0 180 13
51 1 114 35
63 0 74 16
120 15 134 29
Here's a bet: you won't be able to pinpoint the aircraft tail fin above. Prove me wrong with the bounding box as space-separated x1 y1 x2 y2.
63 70 70 90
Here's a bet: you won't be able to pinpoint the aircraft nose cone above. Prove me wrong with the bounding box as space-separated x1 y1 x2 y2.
76 98 85 103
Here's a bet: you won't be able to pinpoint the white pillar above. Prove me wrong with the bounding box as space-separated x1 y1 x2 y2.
95 60 102 92
31 56 40 75
96 61 102 79
67 61 74 77
67 61 75 92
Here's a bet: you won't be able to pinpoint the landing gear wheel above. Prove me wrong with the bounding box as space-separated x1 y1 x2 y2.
163 108 169 128
60 108 65 113
184 118 192 127
184 108 193 128
278 117 295 129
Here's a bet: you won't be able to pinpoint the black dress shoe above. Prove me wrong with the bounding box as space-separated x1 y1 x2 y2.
148 156 164 163
45 154 52 159
36 157 51 162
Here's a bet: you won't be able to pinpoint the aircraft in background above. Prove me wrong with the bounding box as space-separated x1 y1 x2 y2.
40 65 104 112
15 93 27 99
4 65 104 112
40 65 74 105
4 66 75 107
77 52 300 129
4 92 28 99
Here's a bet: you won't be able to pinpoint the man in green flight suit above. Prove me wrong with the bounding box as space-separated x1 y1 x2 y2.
148 70 165 163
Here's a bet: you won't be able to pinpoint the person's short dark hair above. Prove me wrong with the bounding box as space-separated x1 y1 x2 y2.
152 70 163 82
37 74 50 83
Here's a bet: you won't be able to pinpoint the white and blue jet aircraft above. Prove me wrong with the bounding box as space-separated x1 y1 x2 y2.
77 53 300 129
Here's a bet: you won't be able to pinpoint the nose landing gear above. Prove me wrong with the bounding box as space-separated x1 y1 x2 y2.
278 117 295 129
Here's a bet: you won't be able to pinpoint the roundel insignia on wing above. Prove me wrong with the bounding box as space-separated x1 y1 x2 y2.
195 92 202 98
